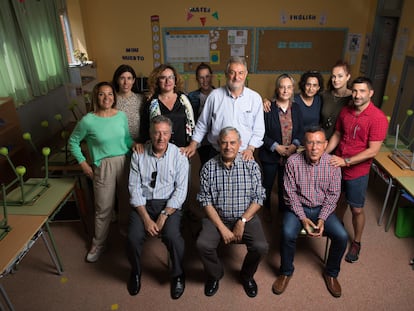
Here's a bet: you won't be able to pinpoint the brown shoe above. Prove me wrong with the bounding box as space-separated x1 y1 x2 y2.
323 274 341 298
272 275 291 295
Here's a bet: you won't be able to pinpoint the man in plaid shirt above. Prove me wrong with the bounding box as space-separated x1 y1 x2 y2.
272 126 348 298
197 126 268 298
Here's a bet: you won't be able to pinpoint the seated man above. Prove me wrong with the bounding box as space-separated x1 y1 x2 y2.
196 126 268 298
272 126 348 298
127 115 189 299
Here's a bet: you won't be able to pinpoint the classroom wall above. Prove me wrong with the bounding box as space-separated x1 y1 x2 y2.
70 0 377 98
66 0 87 54
382 0 414 116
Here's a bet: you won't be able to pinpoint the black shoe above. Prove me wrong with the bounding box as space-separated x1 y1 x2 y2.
241 278 258 298
204 279 219 297
127 272 141 296
171 275 185 299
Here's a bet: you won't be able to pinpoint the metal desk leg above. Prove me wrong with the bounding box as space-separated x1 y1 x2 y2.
386 185 401 232
40 228 63 275
43 222 64 272
0 284 15 311
378 176 394 225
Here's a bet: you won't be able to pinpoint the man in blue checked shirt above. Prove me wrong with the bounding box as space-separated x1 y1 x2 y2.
196 126 268 298
126 115 188 300
272 126 348 298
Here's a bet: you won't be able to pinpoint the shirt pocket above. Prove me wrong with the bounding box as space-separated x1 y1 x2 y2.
240 110 253 128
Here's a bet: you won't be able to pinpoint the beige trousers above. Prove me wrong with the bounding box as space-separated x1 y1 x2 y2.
92 155 130 247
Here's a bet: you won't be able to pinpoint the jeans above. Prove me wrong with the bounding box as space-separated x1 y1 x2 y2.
343 174 369 208
280 206 348 277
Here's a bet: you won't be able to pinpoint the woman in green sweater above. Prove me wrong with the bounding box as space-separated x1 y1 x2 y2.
69 81 134 263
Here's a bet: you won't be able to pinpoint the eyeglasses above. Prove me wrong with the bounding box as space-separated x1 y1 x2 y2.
150 171 157 188
305 83 320 88
158 75 175 81
278 85 293 90
305 141 325 146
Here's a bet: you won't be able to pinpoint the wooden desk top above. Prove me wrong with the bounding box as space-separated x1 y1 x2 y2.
6 178 76 216
373 152 414 178
395 176 414 197
0 214 47 274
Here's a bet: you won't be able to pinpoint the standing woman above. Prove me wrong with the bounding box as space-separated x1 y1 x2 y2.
139 64 195 148
294 70 324 130
259 74 304 217
112 64 144 142
187 63 215 166
112 65 144 228
69 82 134 263
320 60 352 139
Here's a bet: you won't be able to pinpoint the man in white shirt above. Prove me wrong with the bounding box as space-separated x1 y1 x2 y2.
182 56 264 164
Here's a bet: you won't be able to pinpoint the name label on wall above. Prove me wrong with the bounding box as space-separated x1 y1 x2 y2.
122 48 145 61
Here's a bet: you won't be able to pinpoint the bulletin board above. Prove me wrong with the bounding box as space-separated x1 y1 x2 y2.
255 28 348 73
162 27 254 73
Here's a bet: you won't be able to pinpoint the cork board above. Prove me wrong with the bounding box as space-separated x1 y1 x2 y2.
255 28 347 73
162 27 254 73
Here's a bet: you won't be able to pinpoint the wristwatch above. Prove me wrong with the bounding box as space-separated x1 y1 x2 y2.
160 210 170 217
344 158 351 167
238 217 247 223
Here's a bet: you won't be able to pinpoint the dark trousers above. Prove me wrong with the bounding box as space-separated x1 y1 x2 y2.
197 144 218 169
196 215 268 280
127 199 184 278
261 162 286 212
280 206 348 277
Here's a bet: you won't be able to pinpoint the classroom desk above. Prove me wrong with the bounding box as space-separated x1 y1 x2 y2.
385 176 414 232
5 178 77 271
372 151 414 227
0 214 62 311
47 150 82 177
44 160 91 235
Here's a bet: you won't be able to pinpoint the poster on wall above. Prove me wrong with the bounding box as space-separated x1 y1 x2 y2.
347 33 361 53
165 30 210 63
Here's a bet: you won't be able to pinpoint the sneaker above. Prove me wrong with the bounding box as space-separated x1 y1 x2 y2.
86 245 105 263
345 241 361 263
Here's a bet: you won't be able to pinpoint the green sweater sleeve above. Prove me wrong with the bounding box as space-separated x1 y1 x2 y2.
69 111 133 167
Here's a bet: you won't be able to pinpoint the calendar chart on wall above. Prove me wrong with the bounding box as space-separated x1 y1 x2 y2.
162 27 254 73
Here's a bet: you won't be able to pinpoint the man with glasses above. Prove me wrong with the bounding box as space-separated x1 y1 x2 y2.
182 56 264 163
272 126 348 298
127 115 189 299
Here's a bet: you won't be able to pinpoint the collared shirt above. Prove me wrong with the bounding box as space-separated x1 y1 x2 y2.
192 86 265 151
129 142 189 209
284 152 341 221
335 102 388 180
197 154 266 223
